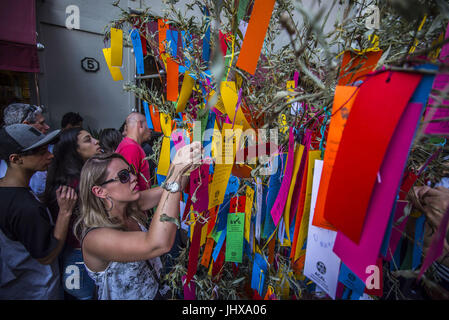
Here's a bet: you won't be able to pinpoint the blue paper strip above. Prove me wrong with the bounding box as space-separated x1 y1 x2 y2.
251 253 268 296
142 101 153 130
341 287 351 300
180 31 193 71
130 29 144 75
216 195 232 232
263 154 286 239
203 111 216 159
390 237 403 271
225 175 240 196
410 64 438 104
338 263 366 294
412 215 425 270
350 290 362 300
202 7 211 64
166 29 179 58
380 198 398 257
212 230 226 262
157 174 166 185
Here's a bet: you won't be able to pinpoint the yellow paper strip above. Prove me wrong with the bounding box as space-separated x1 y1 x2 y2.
244 186 255 242
110 28 123 67
176 72 195 113
208 123 243 209
157 113 172 176
102 48 123 81
220 81 252 131
200 221 208 247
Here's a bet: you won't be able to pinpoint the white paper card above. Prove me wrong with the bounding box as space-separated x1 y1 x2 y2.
303 160 341 300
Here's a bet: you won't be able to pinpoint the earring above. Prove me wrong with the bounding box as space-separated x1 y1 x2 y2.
103 195 114 212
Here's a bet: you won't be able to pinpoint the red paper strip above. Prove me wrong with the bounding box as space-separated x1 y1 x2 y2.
323 71 422 244
219 31 228 56
235 0 276 75
140 34 147 56
185 220 205 285
290 151 309 227
268 237 275 265
182 195 192 222
190 164 210 213
212 240 226 279
207 207 218 236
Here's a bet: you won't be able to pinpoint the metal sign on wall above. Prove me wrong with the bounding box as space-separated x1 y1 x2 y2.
81 57 100 72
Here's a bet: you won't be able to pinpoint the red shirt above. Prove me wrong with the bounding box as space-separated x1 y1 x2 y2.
115 137 151 191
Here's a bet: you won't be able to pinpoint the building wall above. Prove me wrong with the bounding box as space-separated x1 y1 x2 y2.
36 0 138 131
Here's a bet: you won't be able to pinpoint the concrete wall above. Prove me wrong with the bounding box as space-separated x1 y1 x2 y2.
36 0 137 131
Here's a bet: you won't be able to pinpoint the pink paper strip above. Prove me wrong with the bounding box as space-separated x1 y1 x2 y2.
172 130 186 151
384 202 409 261
423 22 449 135
333 102 423 282
182 275 196 300
270 127 295 226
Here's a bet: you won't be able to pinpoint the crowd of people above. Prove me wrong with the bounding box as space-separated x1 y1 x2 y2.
0 103 448 300
0 103 201 300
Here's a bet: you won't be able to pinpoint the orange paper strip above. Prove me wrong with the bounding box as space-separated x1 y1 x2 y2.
166 58 179 102
158 19 169 56
149 104 161 133
235 0 276 75
312 86 358 230
200 237 215 268
338 51 383 86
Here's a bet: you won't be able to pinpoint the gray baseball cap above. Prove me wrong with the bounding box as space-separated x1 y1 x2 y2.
0 124 60 159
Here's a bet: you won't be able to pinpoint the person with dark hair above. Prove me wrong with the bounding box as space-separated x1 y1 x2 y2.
44 127 102 300
0 124 77 299
119 120 127 136
99 128 123 153
3 103 50 134
61 112 83 130
1 103 51 196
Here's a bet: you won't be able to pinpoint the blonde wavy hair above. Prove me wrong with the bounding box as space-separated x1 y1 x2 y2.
74 152 147 241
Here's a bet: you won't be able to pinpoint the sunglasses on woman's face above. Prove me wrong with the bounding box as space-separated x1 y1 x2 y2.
100 165 137 186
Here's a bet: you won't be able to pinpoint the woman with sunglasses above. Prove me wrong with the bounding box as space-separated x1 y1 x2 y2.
44 127 102 299
75 142 202 300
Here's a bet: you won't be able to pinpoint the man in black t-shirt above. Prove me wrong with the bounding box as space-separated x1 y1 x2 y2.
0 124 77 299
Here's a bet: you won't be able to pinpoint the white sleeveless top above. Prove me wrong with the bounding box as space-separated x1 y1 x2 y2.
83 224 169 300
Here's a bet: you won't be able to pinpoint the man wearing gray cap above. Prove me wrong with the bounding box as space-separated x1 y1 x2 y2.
0 124 77 299
0 103 52 196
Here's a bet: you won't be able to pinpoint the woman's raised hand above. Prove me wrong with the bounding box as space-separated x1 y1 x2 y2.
172 141 203 172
